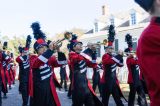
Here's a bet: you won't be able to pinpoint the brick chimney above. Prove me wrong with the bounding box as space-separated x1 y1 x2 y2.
102 4 109 16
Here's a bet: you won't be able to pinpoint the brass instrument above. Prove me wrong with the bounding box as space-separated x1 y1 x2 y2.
123 51 136 57
84 39 108 48
54 32 72 48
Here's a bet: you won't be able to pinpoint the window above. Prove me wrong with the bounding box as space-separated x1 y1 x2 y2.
94 22 98 32
110 18 114 25
115 39 119 52
132 42 137 51
96 42 101 57
110 15 115 25
96 45 101 57
102 6 105 15
131 12 136 25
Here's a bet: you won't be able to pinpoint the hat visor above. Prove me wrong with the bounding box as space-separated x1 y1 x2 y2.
73 42 83 47
36 43 48 50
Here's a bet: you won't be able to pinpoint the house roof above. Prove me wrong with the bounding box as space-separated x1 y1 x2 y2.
139 16 151 23
85 29 94 34
85 6 149 34
118 20 130 27
100 26 109 31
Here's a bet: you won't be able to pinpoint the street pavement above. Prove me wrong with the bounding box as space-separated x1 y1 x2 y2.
2 81 144 106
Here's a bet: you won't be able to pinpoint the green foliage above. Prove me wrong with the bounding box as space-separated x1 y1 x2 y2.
0 28 86 57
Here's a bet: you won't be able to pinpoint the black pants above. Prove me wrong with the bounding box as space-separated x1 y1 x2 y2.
102 83 124 106
19 82 29 106
72 89 95 106
128 83 148 106
60 78 67 90
92 78 102 96
32 81 56 106
0 78 2 106
67 71 72 97
2 73 8 95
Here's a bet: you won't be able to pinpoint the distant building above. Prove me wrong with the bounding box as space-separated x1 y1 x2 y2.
79 4 150 83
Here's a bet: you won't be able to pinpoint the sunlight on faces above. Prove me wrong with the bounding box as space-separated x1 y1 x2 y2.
38 46 48 55
106 46 114 54
118 50 124 56
73 43 83 53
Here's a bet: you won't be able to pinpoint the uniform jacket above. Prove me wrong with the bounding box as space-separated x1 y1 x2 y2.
137 17 160 106
126 56 142 84
69 51 103 106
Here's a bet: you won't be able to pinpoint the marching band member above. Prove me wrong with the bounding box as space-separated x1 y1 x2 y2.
83 42 102 97
125 34 147 106
2 42 11 99
0 42 10 105
135 0 160 105
66 32 74 99
30 22 66 106
59 65 68 91
16 35 32 106
68 34 103 106
101 25 126 106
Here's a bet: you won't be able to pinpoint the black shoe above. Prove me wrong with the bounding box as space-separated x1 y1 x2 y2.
9 86 12 89
65 89 68 92
3 95 7 99
68 96 72 99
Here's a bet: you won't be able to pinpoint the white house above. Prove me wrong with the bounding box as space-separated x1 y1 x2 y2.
79 4 150 83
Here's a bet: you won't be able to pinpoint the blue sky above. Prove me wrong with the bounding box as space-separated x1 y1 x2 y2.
0 0 137 37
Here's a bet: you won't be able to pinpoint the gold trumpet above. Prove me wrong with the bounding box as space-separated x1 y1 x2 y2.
84 39 108 48
54 32 72 48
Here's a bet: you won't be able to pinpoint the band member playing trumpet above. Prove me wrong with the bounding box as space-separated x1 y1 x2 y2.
66 32 76 99
68 34 103 106
101 25 126 106
125 34 147 106
30 22 67 106
83 42 102 97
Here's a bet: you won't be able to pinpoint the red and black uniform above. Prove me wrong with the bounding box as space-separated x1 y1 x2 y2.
69 51 103 106
1 51 10 97
126 56 147 106
137 17 160 106
83 48 102 96
51 67 62 89
10 63 16 84
6 62 12 89
16 55 30 106
0 51 10 105
0 51 3 106
92 63 102 97
101 53 125 106
9 53 16 85
67 60 73 98
31 49 65 106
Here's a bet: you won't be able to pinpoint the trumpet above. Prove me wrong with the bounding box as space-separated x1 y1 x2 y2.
84 39 108 48
54 32 72 48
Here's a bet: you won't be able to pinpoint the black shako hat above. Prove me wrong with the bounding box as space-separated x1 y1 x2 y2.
135 0 154 12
